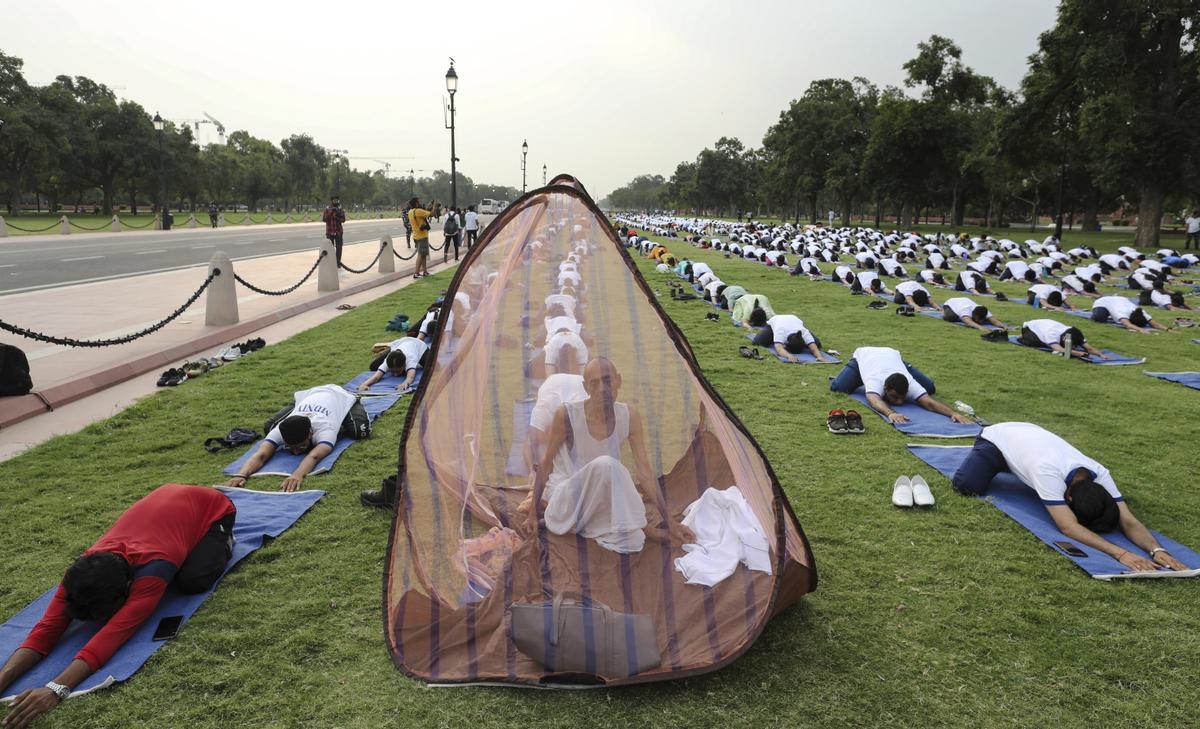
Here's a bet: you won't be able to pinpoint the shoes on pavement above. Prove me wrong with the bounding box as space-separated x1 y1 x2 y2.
156 368 177 387
892 476 914 508
218 346 242 361
910 475 935 507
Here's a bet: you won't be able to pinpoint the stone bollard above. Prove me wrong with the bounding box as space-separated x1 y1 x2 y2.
317 238 339 292
285 213 293 224
243 213 252 226
205 251 239 326
218 213 226 227
380 235 395 273
266 212 274 224
187 214 197 228
111 215 121 232
60 215 70 234
302 212 310 223
0 216 7 237
154 214 162 231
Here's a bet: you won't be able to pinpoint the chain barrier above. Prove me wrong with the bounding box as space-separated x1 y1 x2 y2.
394 247 418 261
234 250 327 296
428 237 446 252
120 217 158 229
4 219 62 232
0 270 219 347
69 218 114 231
338 243 386 274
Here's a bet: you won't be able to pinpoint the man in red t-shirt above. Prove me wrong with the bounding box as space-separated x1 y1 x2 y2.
0 484 235 728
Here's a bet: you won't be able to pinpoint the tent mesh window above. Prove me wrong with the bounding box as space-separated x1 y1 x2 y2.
385 177 815 687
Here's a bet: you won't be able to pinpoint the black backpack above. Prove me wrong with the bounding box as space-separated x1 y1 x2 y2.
443 215 460 236
0 343 33 397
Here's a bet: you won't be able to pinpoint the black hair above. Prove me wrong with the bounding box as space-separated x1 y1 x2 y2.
546 303 568 318
911 290 930 307
1083 281 1097 293
869 279 883 293
63 552 133 622
715 284 727 301
748 306 768 328
971 305 989 324
1047 291 1064 307
977 278 990 293
385 349 407 372
1062 327 1085 348
1128 308 1148 328
1069 480 1119 532
784 332 806 354
884 373 909 398
1170 291 1186 307
280 415 311 446
1023 270 1037 282
408 197 419 208
1137 290 1153 307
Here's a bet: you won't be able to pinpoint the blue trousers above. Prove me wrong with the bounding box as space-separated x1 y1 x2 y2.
828 358 936 395
951 437 1009 496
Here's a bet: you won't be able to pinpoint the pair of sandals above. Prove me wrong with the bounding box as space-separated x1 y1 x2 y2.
705 312 721 322
738 345 764 360
893 475 935 507
827 409 865 434
981 329 1009 342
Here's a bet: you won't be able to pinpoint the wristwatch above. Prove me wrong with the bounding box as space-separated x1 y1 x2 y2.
45 681 71 701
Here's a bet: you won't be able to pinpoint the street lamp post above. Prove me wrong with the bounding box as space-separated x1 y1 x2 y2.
543 163 547 186
152 112 165 219
521 140 528 193
445 63 458 211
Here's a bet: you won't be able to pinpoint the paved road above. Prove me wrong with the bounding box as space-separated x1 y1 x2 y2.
0 217 491 295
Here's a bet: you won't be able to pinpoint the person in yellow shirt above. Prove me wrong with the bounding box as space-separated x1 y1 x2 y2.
407 197 432 279
649 245 670 261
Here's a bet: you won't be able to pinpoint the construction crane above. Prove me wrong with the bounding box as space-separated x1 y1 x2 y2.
202 112 226 143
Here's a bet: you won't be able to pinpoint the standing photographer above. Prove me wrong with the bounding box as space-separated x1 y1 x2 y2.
407 197 432 279
322 195 347 266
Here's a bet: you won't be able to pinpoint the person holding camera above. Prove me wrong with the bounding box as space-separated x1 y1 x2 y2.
322 196 347 266
407 197 432 279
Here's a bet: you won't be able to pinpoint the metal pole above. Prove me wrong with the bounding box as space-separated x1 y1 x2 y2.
521 147 527 193
449 93 457 210
543 164 547 186
1053 162 1065 242
157 129 165 217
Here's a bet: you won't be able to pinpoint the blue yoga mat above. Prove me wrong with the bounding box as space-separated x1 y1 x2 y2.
1006 336 1145 365
224 376 403 477
847 390 980 438
505 399 536 478
350 368 423 396
743 334 840 364
0 487 326 698
918 309 1002 330
1144 371 1200 390
906 445 1200 580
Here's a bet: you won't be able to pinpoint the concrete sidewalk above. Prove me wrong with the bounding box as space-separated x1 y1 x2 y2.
0 231 461 456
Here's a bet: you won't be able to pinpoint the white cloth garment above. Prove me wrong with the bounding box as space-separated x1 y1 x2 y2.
674 486 772 587
543 401 646 554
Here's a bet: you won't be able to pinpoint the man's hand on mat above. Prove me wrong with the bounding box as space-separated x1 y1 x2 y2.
223 475 248 489
1117 551 1159 572
887 412 909 424
949 413 973 424
3 687 59 728
1154 551 1187 571
280 476 305 492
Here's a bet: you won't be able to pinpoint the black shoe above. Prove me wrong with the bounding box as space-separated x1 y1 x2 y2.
361 474 398 509
247 337 266 351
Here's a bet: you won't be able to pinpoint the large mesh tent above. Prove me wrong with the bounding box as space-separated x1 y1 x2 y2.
385 176 815 687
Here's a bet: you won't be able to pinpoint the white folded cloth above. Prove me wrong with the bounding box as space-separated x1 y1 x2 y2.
674 486 772 587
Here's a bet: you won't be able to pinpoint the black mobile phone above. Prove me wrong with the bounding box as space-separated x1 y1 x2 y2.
1053 541 1088 558
152 615 184 641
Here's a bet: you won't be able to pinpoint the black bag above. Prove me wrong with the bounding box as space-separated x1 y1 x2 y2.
443 216 460 236
204 428 262 453
0 343 33 397
264 398 372 442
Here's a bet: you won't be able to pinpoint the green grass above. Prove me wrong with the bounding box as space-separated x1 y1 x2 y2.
2 238 1200 728
1 211 406 236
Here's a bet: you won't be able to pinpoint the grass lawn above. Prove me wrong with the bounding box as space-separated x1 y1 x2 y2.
2 232 1199 727
1 211 406 236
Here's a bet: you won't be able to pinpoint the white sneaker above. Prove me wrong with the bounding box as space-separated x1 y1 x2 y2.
892 476 914 508
911 475 935 507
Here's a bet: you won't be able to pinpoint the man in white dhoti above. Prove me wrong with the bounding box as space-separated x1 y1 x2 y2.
524 358 683 553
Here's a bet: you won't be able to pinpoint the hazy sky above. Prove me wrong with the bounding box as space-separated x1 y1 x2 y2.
7 0 1059 200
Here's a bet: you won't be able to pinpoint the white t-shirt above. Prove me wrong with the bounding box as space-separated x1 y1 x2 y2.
880 258 904 276
1099 254 1125 269
544 331 587 367
545 293 576 317
1023 318 1071 346
981 422 1120 504
944 297 979 320
545 315 581 337
557 270 581 288
1147 289 1172 307
697 271 719 287
1029 284 1061 302
917 269 941 283
835 265 854 281
530 374 587 432
966 260 993 274
851 346 926 401
928 253 946 268
958 271 982 290
690 262 713 278
266 384 356 449
1004 261 1032 278
419 310 439 337
895 281 926 297
465 210 479 231
1094 295 1145 321
1060 274 1087 293
377 337 428 374
704 280 725 297
1187 216 1200 234
767 314 815 347
856 271 879 288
